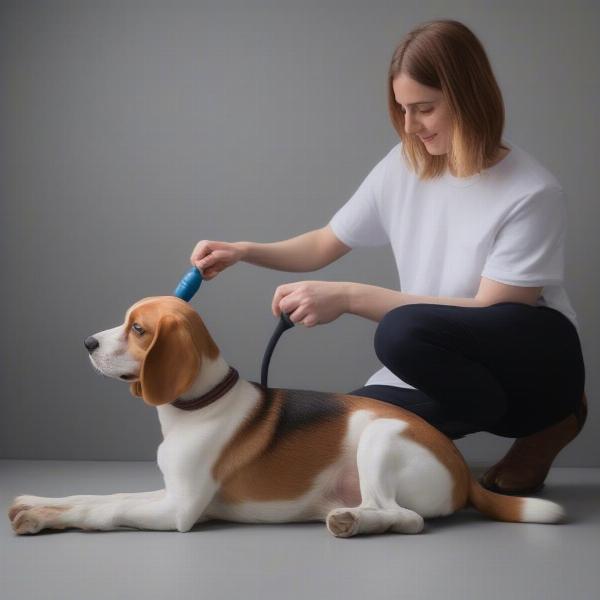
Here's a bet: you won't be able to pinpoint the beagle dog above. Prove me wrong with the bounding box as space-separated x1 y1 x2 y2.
8 296 565 537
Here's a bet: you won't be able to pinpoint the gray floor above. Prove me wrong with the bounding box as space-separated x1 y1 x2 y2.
1 461 599 600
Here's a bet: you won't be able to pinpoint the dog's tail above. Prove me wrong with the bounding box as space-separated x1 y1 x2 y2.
467 476 565 524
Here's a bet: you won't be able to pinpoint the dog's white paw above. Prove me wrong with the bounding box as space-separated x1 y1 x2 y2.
10 508 45 535
8 501 33 524
8 495 45 527
326 508 360 538
9 501 69 535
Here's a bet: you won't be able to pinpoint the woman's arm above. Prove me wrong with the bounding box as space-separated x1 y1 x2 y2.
344 277 543 322
237 224 351 272
273 277 541 327
191 225 351 279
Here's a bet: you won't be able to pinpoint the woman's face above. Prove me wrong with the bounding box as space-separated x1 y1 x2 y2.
392 74 453 155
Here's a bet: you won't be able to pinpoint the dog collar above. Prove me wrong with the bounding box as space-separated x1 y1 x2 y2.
171 367 239 411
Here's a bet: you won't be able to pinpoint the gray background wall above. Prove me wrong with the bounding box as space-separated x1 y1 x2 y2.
1 0 598 466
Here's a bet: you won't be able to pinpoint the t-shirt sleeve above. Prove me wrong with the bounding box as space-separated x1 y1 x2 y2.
481 186 567 287
328 152 390 248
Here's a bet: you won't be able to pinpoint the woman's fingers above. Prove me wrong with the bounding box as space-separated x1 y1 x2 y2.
201 266 219 280
274 284 317 326
272 280 344 326
288 304 308 324
190 240 213 264
190 242 242 279
196 249 224 270
272 283 301 316
290 308 318 327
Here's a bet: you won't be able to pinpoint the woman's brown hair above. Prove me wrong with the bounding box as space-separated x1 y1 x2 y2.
388 20 505 179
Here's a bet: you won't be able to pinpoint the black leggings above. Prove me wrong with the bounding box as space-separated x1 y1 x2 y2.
348 302 585 439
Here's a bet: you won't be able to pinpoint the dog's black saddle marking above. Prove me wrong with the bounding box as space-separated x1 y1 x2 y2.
250 383 347 441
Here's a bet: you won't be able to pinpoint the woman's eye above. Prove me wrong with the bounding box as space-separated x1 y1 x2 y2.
132 323 145 336
399 107 433 115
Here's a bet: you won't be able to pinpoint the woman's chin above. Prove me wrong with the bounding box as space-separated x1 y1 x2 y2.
425 148 447 156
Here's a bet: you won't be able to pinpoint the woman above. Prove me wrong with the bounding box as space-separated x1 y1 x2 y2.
190 20 586 496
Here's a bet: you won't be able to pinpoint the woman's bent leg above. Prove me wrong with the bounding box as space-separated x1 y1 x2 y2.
347 385 480 440
372 302 585 438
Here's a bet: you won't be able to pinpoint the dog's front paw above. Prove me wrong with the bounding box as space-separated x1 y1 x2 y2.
8 500 34 523
8 495 46 524
9 503 68 535
11 508 45 535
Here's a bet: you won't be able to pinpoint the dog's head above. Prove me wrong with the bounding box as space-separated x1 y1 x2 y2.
84 296 219 406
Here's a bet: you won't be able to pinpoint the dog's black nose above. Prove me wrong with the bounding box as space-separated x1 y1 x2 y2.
84 336 99 352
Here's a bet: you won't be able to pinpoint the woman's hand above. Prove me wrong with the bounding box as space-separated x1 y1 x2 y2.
271 281 350 327
190 240 245 280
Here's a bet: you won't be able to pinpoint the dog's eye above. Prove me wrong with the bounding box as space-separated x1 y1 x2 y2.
132 323 145 336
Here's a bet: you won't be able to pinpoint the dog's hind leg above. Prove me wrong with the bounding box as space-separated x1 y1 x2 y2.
326 505 424 537
326 418 437 538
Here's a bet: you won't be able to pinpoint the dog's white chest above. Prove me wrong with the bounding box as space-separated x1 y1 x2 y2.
156 382 262 485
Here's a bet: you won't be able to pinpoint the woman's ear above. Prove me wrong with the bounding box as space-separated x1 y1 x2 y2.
138 314 201 406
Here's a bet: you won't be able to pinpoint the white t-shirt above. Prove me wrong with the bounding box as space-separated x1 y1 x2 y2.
329 139 578 390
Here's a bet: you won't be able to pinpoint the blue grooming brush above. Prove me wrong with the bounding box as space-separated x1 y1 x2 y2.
173 263 294 388
173 266 203 302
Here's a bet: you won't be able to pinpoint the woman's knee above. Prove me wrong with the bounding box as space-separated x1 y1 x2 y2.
374 304 435 366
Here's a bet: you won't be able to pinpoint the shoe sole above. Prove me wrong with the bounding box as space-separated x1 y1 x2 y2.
478 476 546 496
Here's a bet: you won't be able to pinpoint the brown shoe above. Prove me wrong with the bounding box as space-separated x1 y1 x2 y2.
480 392 588 495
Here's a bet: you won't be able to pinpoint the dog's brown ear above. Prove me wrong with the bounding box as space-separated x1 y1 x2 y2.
139 314 201 406
129 381 142 398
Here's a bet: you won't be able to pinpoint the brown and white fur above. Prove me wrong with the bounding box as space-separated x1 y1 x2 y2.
8 296 565 537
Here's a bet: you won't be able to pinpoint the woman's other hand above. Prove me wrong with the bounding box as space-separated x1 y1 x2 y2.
271 281 350 327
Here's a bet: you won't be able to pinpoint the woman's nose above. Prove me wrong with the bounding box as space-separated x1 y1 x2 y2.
404 113 421 135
